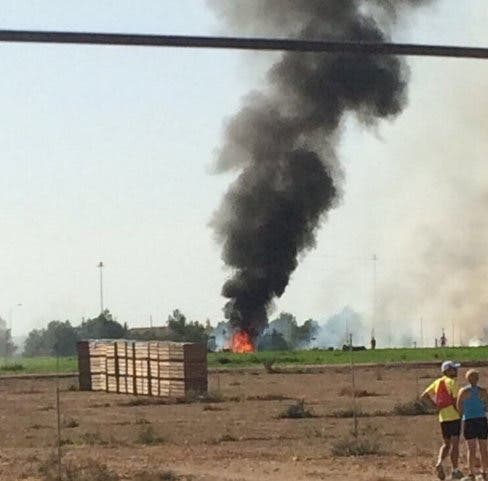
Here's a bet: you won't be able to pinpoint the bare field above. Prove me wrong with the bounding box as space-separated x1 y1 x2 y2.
0 365 475 481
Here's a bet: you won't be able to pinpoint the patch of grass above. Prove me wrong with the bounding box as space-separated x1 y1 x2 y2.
205 347 488 368
339 387 381 398
216 357 232 364
278 400 315 419
0 362 25 372
247 394 292 401
7 347 488 375
119 397 170 407
62 417 79 428
39 455 118 481
135 417 151 425
202 405 227 412
331 434 383 457
30 424 46 430
89 402 111 408
185 390 224 404
216 433 237 443
0 356 77 374
80 431 107 446
263 359 277 373
330 408 366 418
134 471 180 481
137 425 165 445
393 399 434 416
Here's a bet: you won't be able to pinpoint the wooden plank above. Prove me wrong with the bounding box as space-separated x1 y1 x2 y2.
125 341 128 394
147 342 152 396
114 341 120 394
132 342 137 395
157 344 161 397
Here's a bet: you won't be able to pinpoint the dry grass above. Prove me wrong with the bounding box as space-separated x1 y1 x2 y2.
39 455 118 481
80 431 108 446
134 471 180 481
246 394 292 401
330 408 366 418
137 425 165 445
331 434 383 457
202 404 227 411
185 390 224 404
216 433 237 443
62 417 79 428
135 417 151 425
393 400 434 416
339 387 381 398
278 400 315 419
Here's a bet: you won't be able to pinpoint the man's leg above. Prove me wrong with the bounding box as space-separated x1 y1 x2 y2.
466 438 477 476
451 435 460 470
436 437 451 480
479 439 488 478
438 438 451 464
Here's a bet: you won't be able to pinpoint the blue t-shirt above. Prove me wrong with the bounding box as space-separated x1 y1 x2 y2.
463 385 486 420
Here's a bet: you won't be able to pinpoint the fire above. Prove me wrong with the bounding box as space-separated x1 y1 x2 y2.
231 331 255 353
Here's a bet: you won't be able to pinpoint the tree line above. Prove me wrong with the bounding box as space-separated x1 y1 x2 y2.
23 309 209 357
22 309 320 357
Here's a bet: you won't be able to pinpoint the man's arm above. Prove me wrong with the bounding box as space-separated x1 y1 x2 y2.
456 388 468 417
479 387 488 410
420 389 437 410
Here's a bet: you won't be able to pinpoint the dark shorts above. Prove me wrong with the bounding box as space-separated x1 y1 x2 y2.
464 417 488 440
441 420 461 439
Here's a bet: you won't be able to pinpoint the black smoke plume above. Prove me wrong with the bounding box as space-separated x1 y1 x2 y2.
209 0 432 341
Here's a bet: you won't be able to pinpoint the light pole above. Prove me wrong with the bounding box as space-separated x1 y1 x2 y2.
372 254 378 343
97 262 104 313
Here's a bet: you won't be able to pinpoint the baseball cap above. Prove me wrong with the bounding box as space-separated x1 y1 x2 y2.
441 360 461 373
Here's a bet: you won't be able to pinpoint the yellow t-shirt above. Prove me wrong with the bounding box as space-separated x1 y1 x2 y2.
425 376 460 422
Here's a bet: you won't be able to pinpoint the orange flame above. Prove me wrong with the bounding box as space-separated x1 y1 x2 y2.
232 331 255 353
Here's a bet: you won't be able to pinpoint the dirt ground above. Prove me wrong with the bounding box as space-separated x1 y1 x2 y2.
0 364 481 481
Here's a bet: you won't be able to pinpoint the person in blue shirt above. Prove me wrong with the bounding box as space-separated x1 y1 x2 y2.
457 369 488 480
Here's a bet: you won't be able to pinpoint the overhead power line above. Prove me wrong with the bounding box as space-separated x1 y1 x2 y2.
0 30 487 59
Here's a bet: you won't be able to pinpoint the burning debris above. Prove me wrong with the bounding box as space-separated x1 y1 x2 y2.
209 0 434 349
231 331 255 353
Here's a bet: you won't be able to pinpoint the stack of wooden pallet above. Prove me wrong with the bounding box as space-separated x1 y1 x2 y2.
77 340 207 398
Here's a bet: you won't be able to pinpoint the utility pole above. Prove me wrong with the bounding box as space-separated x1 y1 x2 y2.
372 254 378 341
97 262 104 313
420 317 424 348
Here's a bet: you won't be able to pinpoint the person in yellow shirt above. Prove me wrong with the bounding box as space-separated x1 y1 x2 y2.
421 361 464 480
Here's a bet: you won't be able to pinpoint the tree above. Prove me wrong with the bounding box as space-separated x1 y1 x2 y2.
257 329 289 351
267 313 319 349
269 312 297 345
166 309 207 343
24 321 78 357
295 319 320 347
23 329 47 357
0 317 17 357
77 310 127 340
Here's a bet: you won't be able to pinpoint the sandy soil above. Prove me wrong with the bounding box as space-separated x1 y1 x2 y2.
0 364 480 481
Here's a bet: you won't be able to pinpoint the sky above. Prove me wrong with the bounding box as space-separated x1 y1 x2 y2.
0 1 487 345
